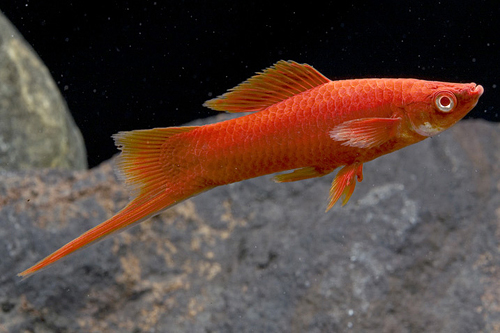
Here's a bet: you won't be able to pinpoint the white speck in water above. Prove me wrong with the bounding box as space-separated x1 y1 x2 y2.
348 309 354 316
347 322 353 328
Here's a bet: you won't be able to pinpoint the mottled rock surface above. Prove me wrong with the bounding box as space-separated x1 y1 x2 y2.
1 118 500 332
0 11 87 170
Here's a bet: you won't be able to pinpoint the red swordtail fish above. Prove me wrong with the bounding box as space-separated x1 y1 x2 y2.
19 60 483 277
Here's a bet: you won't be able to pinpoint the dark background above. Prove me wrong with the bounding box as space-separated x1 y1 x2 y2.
1 1 498 168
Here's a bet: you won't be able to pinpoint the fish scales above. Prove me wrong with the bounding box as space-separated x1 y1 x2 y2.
179 79 412 185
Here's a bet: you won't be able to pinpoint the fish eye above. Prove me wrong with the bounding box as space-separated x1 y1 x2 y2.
434 91 456 113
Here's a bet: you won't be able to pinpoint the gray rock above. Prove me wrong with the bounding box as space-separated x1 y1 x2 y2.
1 118 499 332
0 11 87 170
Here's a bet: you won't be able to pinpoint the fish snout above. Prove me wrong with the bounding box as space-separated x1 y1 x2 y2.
471 83 484 96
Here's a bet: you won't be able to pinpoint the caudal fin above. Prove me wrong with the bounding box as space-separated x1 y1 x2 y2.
18 126 204 278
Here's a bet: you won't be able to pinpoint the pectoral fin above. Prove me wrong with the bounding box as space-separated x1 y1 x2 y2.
329 117 401 149
326 163 363 211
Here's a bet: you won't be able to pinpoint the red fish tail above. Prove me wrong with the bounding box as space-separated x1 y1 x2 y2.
19 126 205 278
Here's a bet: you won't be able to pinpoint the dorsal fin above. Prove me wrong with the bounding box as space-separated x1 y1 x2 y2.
203 60 331 113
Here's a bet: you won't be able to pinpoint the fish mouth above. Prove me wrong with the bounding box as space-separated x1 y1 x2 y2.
471 83 484 96
468 83 483 109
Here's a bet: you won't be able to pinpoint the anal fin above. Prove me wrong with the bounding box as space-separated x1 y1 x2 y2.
273 166 333 183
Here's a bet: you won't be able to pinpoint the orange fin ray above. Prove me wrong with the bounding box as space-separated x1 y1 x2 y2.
18 192 178 278
18 126 204 278
329 117 401 149
203 60 330 113
326 163 364 211
273 166 333 183
113 126 197 199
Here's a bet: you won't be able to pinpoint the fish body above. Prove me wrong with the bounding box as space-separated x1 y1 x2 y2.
19 61 483 277
182 79 433 184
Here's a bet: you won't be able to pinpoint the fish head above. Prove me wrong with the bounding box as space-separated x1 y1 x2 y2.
404 81 484 137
